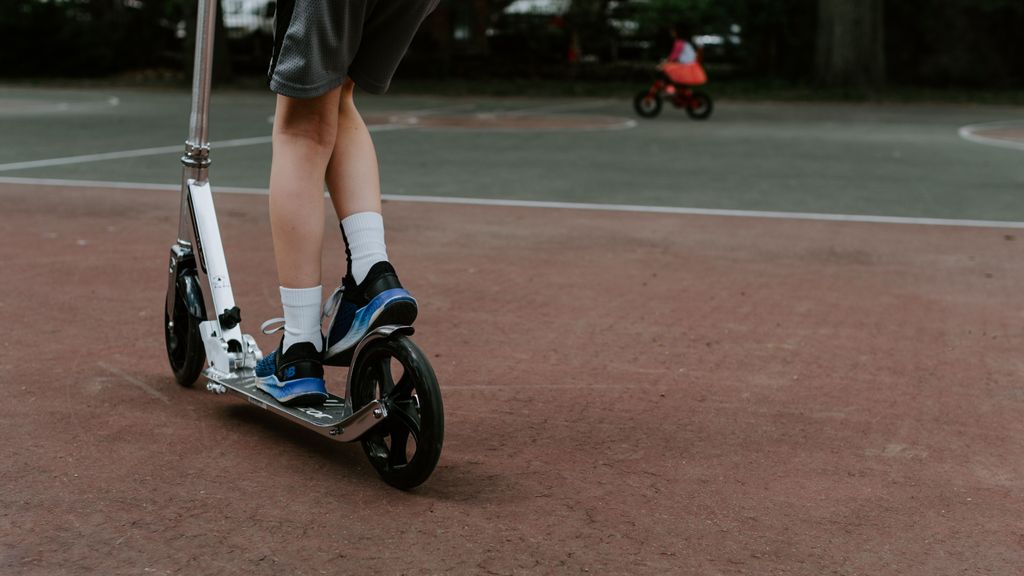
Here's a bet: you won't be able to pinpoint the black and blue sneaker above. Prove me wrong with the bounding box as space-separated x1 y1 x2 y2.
255 339 328 406
322 261 417 367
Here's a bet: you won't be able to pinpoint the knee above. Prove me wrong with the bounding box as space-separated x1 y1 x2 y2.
274 94 339 152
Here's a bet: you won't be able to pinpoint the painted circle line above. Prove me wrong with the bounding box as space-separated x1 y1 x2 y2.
958 120 1024 152
0 95 120 116
361 112 635 132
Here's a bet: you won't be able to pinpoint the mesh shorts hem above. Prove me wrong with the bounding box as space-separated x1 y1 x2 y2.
268 72 391 98
348 67 391 95
269 73 350 99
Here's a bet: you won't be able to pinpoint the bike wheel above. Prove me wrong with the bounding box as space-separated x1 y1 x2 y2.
685 91 713 120
350 335 444 490
633 90 663 118
164 272 206 387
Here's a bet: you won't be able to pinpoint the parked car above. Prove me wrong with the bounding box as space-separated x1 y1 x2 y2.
222 0 275 40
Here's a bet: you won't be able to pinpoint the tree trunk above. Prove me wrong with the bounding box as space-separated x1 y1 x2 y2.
815 0 885 88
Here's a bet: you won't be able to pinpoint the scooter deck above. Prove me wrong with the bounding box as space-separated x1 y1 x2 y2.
205 368 386 442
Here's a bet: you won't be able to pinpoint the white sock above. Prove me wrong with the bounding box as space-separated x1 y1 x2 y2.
341 211 388 284
280 286 323 352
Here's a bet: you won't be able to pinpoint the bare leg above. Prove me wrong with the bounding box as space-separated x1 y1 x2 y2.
318 80 417 361
258 89 339 402
325 79 381 219
269 88 341 288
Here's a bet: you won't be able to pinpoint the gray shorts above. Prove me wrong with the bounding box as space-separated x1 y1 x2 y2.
267 0 439 98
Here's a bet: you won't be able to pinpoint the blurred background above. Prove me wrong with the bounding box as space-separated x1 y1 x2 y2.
2 0 1022 99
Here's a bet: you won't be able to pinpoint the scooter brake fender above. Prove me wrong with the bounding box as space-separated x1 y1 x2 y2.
344 325 415 398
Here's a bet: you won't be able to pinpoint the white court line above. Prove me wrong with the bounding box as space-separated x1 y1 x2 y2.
0 137 268 172
3 175 1024 230
0 143 188 172
0 176 181 191
381 194 1024 229
0 125 408 173
0 95 120 117
958 120 1024 152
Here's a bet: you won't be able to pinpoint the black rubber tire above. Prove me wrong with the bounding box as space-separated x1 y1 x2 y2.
164 274 206 387
633 90 663 118
685 91 714 120
350 335 444 490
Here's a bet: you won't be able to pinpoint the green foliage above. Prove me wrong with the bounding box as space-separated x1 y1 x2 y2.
630 0 816 80
886 0 1024 87
631 0 1023 86
634 0 729 31
2 0 1020 87
0 0 186 77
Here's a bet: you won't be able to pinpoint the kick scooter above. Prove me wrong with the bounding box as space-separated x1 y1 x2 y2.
162 0 443 490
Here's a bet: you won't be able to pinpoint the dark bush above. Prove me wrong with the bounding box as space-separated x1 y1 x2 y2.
0 0 183 77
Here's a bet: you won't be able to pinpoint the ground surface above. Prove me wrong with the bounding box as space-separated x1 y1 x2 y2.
1 86 1023 575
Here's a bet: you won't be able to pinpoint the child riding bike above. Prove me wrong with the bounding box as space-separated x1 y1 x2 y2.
633 25 713 120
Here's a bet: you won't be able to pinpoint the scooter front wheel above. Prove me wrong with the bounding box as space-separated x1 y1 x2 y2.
164 271 206 387
633 90 663 118
350 335 444 490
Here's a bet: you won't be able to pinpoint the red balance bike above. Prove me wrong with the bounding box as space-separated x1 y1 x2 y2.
633 72 713 120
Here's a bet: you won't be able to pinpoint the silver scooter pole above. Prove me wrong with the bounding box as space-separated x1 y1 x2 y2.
185 0 216 175
170 0 261 385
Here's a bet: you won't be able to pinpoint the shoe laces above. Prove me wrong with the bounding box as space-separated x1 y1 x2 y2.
321 284 345 322
260 317 286 335
260 282 344 335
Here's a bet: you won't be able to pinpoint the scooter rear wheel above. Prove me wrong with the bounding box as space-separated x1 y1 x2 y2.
633 90 663 118
350 335 444 490
164 272 206 387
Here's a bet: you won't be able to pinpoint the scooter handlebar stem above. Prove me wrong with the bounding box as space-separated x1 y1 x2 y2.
187 0 218 152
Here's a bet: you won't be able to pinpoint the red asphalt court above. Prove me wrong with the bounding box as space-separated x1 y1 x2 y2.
1 182 1023 575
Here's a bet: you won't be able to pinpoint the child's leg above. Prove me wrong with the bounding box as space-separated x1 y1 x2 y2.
325 80 389 284
326 79 381 220
270 88 341 290
321 79 417 364
256 88 341 406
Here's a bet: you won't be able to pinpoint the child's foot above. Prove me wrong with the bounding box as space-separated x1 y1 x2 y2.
322 261 417 367
255 340 328 406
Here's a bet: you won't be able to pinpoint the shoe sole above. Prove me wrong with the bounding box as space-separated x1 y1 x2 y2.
323 295 418 367
257 376 329 407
